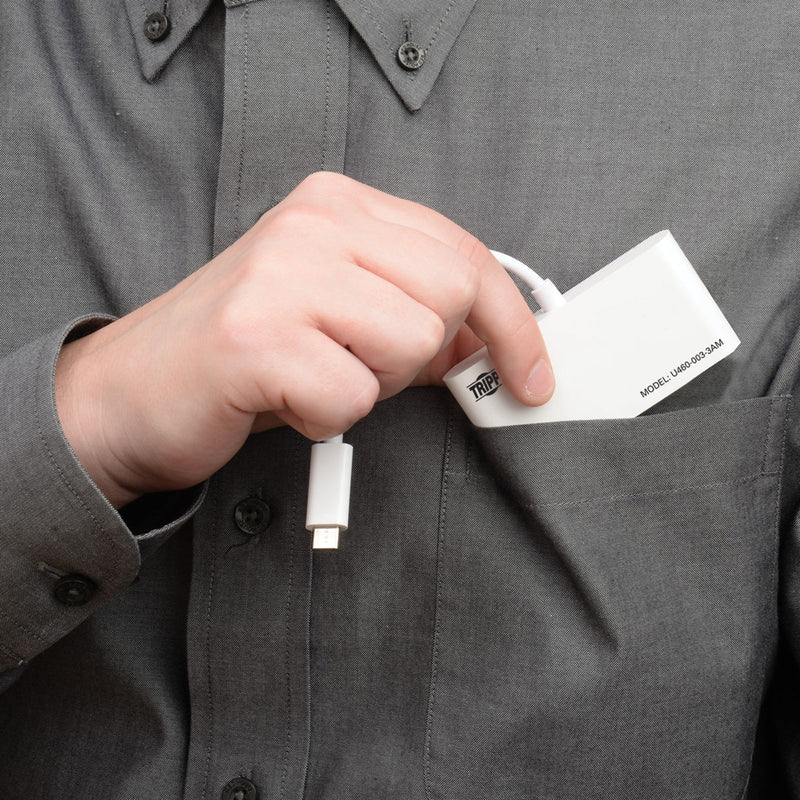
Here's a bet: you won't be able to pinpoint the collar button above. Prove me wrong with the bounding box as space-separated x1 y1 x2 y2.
144 11 171 42
397 41 425 70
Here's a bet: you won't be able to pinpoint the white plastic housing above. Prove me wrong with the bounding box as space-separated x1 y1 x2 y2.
305 440 353 530
444 231 740 427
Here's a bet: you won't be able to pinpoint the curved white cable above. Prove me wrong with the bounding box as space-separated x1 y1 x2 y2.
490 249 545 288
490 249 566 312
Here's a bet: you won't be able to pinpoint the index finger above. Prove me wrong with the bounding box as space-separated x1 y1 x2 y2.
462 243 555 405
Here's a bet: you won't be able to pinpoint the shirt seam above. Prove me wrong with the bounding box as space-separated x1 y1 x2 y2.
426 0 457 50
233 3 250 241
0 607 46 643
279 443 303 799
423 403 452 799
321 0 332 171
198 490 219 800
410 1 457 85
0 640 25 666
360 2 391 49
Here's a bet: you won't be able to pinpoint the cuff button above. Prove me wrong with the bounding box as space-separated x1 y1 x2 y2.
54 574 96 606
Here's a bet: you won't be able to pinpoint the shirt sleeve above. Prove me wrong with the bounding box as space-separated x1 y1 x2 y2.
0 316 205 673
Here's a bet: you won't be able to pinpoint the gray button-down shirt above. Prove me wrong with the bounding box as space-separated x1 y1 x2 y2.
1 1 799 797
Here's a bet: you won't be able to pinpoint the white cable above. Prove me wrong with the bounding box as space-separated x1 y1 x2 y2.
490 250 545 287
490 249 566 312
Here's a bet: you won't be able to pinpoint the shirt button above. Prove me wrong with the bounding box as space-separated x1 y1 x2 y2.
144 12 171 42
233 498 272 536
221 778 258 800
397 40 425 70
54 574 96 606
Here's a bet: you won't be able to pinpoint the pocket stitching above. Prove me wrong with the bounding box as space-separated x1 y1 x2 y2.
761 395 778 475
528 471 776 510
466 396 788 501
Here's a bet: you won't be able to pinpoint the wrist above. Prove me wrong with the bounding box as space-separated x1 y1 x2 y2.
55 332 142 509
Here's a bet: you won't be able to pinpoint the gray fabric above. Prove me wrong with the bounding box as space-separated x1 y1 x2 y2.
0 0 798 798
333 0 479 110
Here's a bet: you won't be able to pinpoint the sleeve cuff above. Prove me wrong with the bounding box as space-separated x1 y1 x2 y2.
0 316 204 670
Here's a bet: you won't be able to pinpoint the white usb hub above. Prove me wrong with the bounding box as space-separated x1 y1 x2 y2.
444 231 740 427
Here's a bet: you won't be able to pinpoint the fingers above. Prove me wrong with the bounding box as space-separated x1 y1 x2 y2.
310 269 449 399
242 329 382 441
342 214 481 344
309 173 555 405
265 172 554 413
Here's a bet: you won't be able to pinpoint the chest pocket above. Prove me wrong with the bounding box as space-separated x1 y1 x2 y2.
426 396 788 800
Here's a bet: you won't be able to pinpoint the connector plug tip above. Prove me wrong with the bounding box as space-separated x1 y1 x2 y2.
312 527 340 549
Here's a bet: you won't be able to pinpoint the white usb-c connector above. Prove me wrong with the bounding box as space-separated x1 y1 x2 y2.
305 435 353 549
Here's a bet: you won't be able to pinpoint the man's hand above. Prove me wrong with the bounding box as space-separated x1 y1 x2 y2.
55 173 554 508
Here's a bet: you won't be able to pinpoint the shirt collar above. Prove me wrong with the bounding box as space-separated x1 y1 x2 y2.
124 0 214 82
127 0 478 111
334 0 478 111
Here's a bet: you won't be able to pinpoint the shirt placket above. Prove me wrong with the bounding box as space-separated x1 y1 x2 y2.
184 2 350 799
213 0 350 253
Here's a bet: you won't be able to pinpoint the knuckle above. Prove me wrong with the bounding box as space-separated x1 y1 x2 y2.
268 201 340 236
451 261 481 310
449 233 484 307
297 170 352 197
311 361 379 433
211 300 255 355
412 311 447 359
454 230 484 265
338 373 380 428
209 284 277 359
351 372 381 417
231 249 266 284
